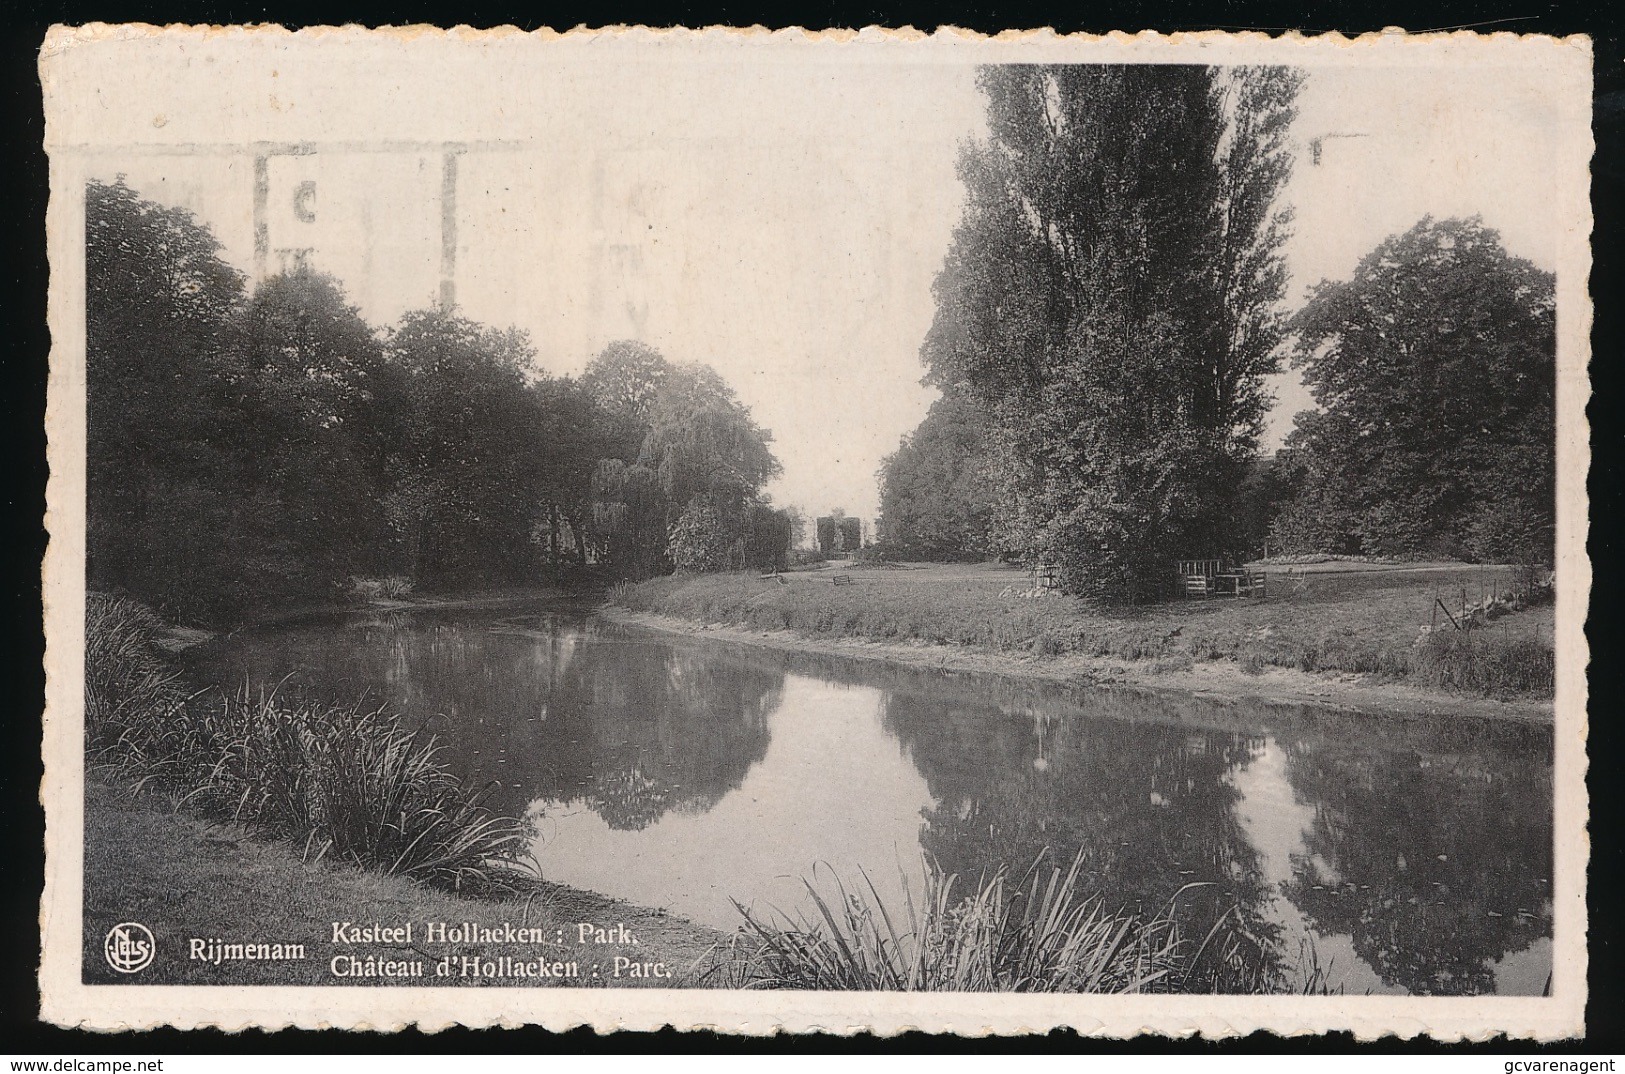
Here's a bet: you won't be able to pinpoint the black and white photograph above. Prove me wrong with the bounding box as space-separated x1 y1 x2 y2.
38 26 1591 1037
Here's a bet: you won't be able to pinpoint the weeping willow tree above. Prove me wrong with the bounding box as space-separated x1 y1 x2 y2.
585 345 783 577
922 65 1302 601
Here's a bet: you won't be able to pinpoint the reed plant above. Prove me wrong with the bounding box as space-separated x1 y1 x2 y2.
191 690 533 888
84 593 189 749
347 575 416 601
85 593 531 891
712 852 1302 994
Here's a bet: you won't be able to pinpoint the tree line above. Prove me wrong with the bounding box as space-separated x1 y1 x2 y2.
877 65 1555 599
86 179 788 622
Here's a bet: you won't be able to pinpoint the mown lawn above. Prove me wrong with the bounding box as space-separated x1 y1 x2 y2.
610 561 1555 697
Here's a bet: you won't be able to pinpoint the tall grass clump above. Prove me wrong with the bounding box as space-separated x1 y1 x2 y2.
1412 628 1555 696
715 852 1292 993
85 593 531 891
348 575 416 601
606 579 655 611
84 593 189 748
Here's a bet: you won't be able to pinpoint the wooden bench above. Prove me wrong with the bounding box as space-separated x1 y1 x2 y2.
831 574 855 586
1177 559 1221 598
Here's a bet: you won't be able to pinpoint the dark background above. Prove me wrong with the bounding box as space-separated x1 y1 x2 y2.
2 0 1620 1053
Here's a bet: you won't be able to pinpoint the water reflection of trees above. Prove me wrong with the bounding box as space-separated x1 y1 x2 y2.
197 610 1555 995
195 610 781 829
554 642 780 830
879 691 1283 985
1278 739 1553 995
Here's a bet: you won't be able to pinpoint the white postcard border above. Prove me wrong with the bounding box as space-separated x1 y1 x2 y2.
38 24 1593 1038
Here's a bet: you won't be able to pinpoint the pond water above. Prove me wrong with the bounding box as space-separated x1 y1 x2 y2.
189 598 1554 996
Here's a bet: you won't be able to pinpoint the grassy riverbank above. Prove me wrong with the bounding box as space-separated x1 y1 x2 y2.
88 594 533 891
82 780 726 987
608 561 1556 709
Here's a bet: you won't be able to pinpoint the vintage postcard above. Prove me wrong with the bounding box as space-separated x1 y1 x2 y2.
38 25 1591 1037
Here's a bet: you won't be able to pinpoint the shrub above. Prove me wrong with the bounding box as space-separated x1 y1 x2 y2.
605 580 648 611
1150 654 1196 674
851 544 900 566
1268 499 1361 558
1032 633 1065 657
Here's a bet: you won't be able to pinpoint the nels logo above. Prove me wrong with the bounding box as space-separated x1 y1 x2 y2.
103 922 155 974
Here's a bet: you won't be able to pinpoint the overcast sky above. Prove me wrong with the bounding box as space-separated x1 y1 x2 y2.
70 32 1567 522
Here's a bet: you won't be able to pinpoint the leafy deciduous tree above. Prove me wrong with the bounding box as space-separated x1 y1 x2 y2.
383 311 550 585
86 178 249 616
877 395 996 561
217 268 394 588
1274 216 1555 563
588 350 782 576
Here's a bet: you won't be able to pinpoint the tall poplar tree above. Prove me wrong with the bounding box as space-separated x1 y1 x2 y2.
922 64 1301 601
